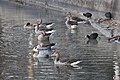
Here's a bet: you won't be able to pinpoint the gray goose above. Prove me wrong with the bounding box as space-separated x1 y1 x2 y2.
66 12 86 23
65 16 78 29
51 52 82 66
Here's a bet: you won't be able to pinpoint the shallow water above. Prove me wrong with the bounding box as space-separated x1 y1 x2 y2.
0 0 120 80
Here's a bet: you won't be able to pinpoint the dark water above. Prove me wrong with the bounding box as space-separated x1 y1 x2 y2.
0 0 120 80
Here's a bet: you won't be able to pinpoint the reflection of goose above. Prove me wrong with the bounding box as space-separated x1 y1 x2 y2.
66 29 78 35
33 50 52 58
113 55 120 80
28 33 34 48
34 57 53 63
108 35 120 43
51 52 81 66
86 33 98 39
32 43 56 53
65 16 78 29
86 39 98 45
32 47 53 58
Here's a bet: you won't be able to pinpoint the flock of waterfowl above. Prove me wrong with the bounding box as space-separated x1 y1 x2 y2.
24 11 119 66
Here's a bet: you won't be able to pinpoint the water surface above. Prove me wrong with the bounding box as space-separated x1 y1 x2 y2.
0 1 119 80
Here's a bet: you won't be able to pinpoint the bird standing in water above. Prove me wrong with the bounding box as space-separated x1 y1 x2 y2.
66 12 86 23
105 12 113 20
65 16 78 29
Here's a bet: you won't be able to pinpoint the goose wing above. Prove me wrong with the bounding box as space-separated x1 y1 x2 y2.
42 22 53 25
67 59 81 65
72 17 86 21
67 21 78 25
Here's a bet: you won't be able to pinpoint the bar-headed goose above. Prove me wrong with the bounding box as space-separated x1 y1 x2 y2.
83 12 92 19
65 16 78 29
66 12 86 23
51 52 82 66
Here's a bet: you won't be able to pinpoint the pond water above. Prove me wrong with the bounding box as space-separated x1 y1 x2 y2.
0 0 119 80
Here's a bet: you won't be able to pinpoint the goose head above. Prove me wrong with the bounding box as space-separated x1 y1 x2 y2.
26 22 31 26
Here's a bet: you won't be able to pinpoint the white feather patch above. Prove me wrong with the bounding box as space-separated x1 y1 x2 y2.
71 25 77 29
70 61 81 65
45 30 56 34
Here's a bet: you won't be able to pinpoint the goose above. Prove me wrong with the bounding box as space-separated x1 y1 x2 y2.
86 33 98 39
108 35 120 43
83 12 92 19
65 16 78 29
105 12 113 20
34 24 55 35
86 39 98 44
51 52 82 66
32 44 56 58
66 12 86 23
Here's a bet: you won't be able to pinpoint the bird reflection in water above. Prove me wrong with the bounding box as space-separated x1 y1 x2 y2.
86 32 99 45
113 54 120 80
86 39 98 45
27 55 36 80
66 28 78 34
65 29 78 41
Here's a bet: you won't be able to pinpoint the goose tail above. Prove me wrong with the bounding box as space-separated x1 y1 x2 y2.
70 61 81 65
46 23 55 29
45 30 56 34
